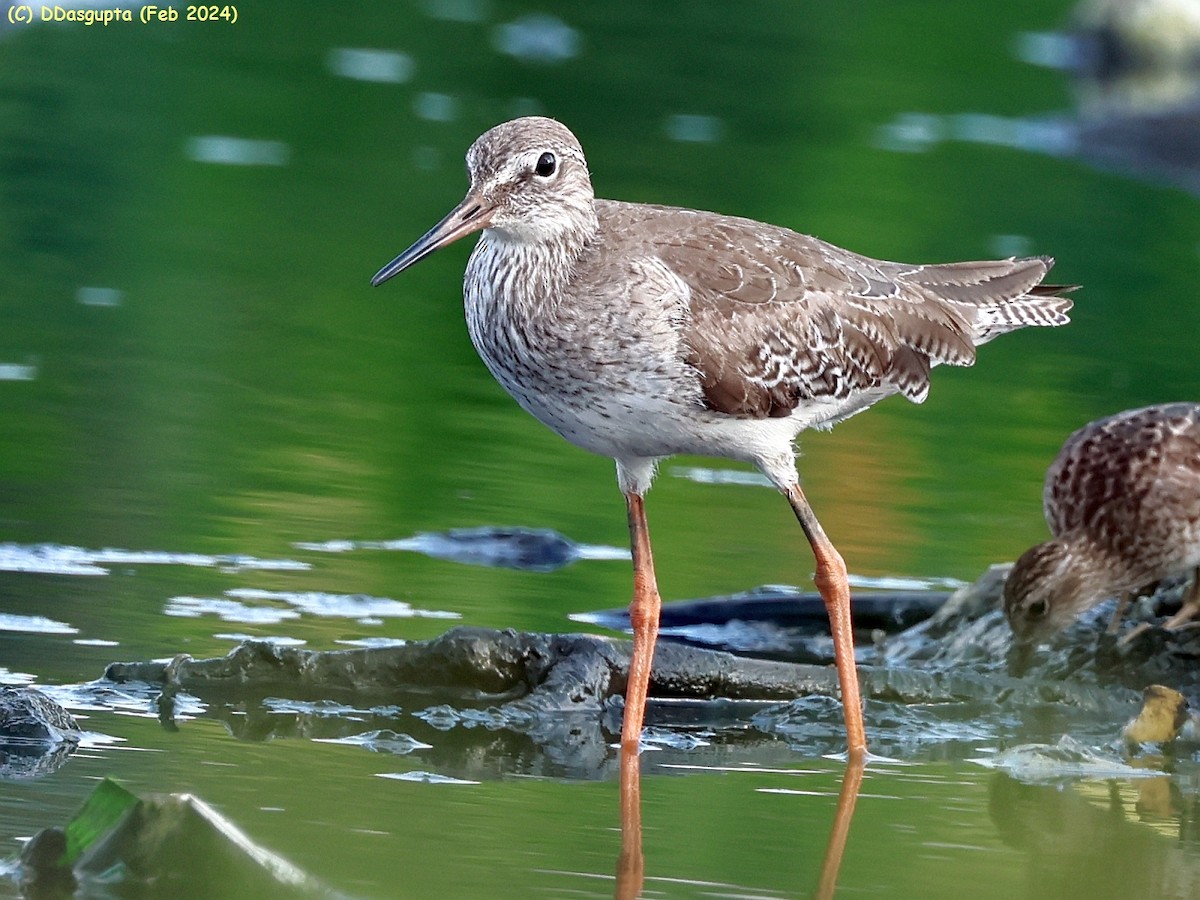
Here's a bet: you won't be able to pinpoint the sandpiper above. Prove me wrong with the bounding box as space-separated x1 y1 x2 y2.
373 116 1074 757
1005 402 1200 645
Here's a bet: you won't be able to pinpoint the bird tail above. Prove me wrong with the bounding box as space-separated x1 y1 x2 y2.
967 257 1075 344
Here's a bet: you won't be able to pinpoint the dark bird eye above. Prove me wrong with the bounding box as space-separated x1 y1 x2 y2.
535 152 556 177
1027 598 1049 619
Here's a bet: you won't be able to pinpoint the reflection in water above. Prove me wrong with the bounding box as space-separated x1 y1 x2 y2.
377 770 480 784
663 114 724 143
164 586 458 625
0 543 309 576
0 361 37 381
313 729 433 754
614 750 865 900
34 646 1200 898
326 48 415 84
0 612 78 635
183 136 291 167
492 13 581 64
615 746 643 900
414 91 461 122
990 768 1200 897
882 0 1200 196
75 285 123 307
815 756 865 900
7 0 1200 895
976 735 1165 781
296 525 629 572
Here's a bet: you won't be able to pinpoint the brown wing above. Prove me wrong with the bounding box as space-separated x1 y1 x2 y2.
1044 403 1200 539
599 201 1074 421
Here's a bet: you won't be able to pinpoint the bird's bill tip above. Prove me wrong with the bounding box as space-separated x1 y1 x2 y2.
1006 639 1037 675
370 254 412 287
370 192 492 287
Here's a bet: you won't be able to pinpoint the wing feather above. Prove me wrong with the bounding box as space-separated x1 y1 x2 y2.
595 200 1074 421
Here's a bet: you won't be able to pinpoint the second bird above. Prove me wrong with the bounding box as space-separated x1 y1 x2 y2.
1005 403 1200 646
372 116 1074 758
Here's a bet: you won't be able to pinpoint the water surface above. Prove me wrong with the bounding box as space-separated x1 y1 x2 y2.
3 1 1200 896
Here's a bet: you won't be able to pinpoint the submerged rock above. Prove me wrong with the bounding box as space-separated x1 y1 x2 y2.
87 563 1200 772
580 584 949 662
100 624 1027 770
885 563 1200 691
104 626 843 710
19 778 329 898
975 734 1159 782
0 686 82 780
297 525 628 572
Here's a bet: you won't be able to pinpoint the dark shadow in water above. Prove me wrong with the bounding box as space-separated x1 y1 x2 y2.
296 525 629 573
581 586 949 663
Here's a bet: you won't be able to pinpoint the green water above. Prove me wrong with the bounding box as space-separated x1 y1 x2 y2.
3 1 1200 897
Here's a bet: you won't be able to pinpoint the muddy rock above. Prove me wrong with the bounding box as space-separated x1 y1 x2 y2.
0 686 82 780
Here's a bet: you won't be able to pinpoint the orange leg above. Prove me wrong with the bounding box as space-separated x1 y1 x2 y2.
1122 568 1200 645
1162 567 1200 630
1105 591 1133 635
622 491 662 750
784 484 867 759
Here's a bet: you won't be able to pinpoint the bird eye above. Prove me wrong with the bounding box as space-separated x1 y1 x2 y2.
535 152 557 177
1027 598 1049 619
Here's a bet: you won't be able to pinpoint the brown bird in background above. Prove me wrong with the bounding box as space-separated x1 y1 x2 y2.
1006 402 1200 646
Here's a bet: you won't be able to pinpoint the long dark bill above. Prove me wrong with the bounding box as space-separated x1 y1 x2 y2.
371 192 492 286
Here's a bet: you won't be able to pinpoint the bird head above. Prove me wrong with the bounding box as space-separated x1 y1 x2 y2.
1003 538 1093 646
372 116 595 286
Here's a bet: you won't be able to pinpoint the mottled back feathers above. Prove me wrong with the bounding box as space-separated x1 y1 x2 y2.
1044 403 1200 548
593 201 1073 422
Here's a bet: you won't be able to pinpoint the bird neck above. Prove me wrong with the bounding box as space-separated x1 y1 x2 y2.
473 208 598 310
1054 531 1139 604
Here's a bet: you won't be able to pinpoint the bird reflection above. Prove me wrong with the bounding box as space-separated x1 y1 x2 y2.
815 754 866 899
613 748 866 899
615 745 644 900
989 767 1200 897
154 653 191 732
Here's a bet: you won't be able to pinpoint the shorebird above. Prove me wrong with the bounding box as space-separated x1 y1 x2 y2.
372 116 1074 757
1005 403 1200 646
